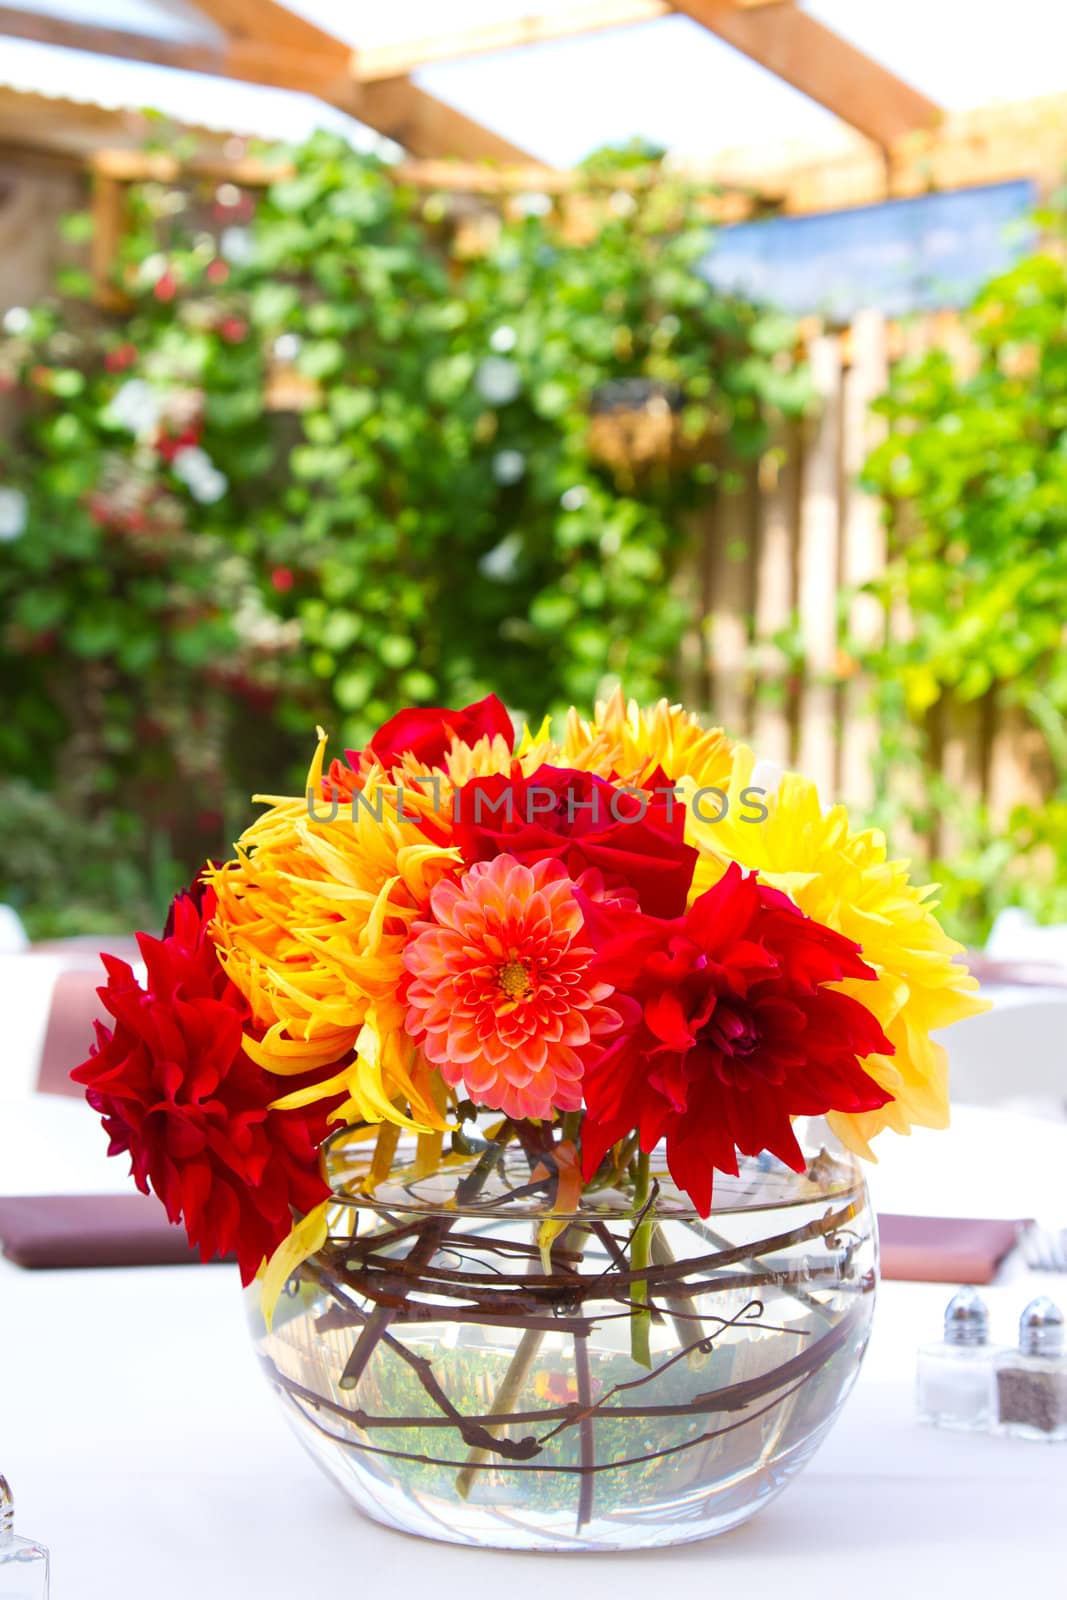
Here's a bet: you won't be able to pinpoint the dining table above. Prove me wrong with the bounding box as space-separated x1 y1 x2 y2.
2 1093 1065 1597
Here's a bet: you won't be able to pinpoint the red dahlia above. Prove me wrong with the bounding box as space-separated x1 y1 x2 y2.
578 862 895 1212
344 693 514 776
71 882 332 1283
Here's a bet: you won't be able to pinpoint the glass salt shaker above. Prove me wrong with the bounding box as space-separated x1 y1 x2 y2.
0 1478 49 1599
995 1296 1067 1442
917 1285 998 1430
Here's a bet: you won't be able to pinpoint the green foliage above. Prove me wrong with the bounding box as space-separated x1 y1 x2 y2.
860 219 1067 939
0 780 177 939
0 133 808 931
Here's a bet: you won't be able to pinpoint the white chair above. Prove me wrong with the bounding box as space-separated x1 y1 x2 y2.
0 905 28 954
986 907 1067 971
940 993 1067 1114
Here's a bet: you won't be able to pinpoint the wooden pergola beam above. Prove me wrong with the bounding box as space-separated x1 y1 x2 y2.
352 0 802 80
185 0 351 59
0 6 354 97
0 1 538 162
189 0 535 160
672 0 941 147
358 80 535 163
355 0 670 81
4 0 940 165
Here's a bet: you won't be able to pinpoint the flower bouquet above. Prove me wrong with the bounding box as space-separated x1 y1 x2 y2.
74 692 984 1550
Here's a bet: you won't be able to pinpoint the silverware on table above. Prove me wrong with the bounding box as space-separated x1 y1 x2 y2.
1021 1224 1067 1273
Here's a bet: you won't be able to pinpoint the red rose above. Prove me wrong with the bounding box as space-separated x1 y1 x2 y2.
105 343 137 373
344 693 514 775
453 764 697 918
578 862 894 1212
156 425 200 465
71 881 333 1284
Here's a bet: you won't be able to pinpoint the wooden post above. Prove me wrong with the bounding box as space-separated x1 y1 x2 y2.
839 309 889 809
89 168 125 309
796 334 842 802
703 468 756 736
988 702 1053 829
751 426 798 768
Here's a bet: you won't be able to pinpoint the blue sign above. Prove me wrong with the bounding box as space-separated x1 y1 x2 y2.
701 180 1036 320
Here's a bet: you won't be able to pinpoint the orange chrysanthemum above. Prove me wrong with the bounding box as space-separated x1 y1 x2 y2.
403 855 620 1121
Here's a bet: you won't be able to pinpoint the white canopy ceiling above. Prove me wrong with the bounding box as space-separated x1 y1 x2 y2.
0 0 1063 163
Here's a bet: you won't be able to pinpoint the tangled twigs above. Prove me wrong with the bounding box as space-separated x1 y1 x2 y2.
264 1187 872 1492
329 1192 865 1314
264 1298 867 1485
573 1326 596 1529
337 1216 452 1391
455 1218 588 1496
454 1327 546 1496
317 1265 542 1462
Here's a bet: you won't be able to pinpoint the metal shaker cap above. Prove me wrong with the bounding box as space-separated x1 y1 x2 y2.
1019 1296 1065 1357
944 1285 990 1346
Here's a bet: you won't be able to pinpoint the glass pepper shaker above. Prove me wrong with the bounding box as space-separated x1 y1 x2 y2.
916 1285 998 1430
0 1477 49 1599
995 1297 1067 1442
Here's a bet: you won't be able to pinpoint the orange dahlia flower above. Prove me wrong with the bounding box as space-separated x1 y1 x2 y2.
403 854 620 1121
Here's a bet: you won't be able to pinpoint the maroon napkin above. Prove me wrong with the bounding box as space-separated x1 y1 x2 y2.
36 969 109 1098
28 937 141 1099
0 1193 231 1269
963 954 1067 988
878 1213 1028 1284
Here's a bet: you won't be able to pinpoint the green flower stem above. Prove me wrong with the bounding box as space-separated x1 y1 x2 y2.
630 1150 653 1369
560 1109 582 1144
649 1224 708 1366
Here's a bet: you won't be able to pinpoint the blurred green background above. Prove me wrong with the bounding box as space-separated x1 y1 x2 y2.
2 134 1066 945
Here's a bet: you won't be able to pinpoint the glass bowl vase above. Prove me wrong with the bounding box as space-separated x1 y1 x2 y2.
246 1118 877 1552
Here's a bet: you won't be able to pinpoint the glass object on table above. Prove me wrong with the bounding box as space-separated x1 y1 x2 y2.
247 1118 878 1552
0 1478 49 1599
995 1297 1067 1442
916 1286 999 1431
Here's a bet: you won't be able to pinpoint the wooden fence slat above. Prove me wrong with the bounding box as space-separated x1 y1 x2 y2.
796 335 842 800
988 703 1052 828
839 309 889 809
751 425 797 767
936 696 989 858
703 468 755 734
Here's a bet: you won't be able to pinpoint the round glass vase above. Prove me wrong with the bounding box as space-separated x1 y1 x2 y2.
246 1118 877 1552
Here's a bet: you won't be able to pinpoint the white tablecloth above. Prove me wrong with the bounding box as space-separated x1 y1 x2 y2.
3 1098 1066 1596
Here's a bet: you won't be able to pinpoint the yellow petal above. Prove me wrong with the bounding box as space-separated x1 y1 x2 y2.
517 713 553 756
537 1217 569 1274
259 1201 331 1333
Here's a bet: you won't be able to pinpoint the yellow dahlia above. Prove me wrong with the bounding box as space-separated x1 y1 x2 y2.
557 687 734 790
679 746 988 1157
